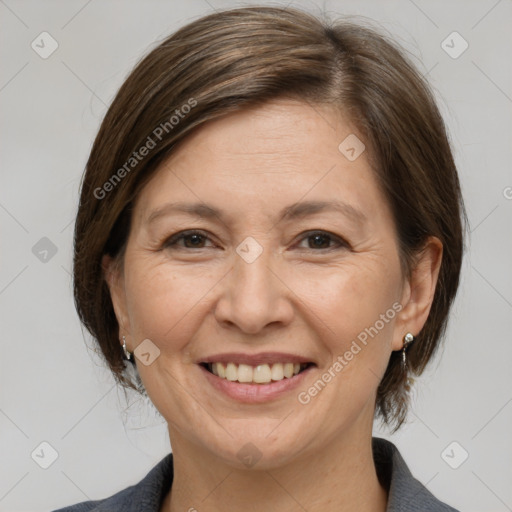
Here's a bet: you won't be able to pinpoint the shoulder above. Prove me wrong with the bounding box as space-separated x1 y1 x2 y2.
372 437 460 512
52 453 173 512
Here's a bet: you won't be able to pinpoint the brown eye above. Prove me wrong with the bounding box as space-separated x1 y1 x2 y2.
164 230 214 249
296 231 348 251
182 233 207 248
308 233 331 249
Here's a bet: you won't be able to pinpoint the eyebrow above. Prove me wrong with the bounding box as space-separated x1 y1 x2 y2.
145 199 367 226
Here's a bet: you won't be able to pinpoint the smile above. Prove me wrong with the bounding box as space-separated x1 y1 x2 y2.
203 362 312 384
198 352 316 402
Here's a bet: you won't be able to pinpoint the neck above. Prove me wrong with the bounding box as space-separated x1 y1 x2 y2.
161 427 387 512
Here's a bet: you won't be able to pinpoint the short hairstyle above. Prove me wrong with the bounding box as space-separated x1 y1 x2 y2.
73 6 466 430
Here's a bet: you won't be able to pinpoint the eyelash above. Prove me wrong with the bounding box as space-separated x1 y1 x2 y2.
163 229 349 252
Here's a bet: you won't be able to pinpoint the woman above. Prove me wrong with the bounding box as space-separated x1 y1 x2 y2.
56 6 465 511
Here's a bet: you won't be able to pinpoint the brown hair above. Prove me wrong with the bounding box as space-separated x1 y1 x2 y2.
73 6 466 430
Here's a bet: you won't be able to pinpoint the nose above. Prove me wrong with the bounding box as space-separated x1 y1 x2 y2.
214 246 294 335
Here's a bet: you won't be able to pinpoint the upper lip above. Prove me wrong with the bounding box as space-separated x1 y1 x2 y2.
198 352 315 366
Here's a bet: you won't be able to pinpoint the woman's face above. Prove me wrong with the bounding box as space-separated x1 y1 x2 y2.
108 98 413 469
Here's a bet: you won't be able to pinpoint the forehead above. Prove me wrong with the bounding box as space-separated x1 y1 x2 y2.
134 98 387 226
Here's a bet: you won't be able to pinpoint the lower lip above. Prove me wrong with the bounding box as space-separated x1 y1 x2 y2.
199 364 314 403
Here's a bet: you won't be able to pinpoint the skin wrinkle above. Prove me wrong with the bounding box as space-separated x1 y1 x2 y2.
104 98 442 512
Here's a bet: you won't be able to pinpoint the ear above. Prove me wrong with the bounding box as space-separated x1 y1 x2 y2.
392 236 443 351
102 254 131 342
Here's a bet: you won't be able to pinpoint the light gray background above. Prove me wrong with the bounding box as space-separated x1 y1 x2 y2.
1 0 511 511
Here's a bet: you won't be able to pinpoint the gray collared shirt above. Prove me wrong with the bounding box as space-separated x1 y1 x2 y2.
53 437 460 511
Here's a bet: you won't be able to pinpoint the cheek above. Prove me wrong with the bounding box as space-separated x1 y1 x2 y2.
295 255 402 383
297 255 401 330
123 257 220 350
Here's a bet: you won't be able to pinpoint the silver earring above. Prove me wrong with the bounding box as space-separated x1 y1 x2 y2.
122 336 132 361
402 332 415 370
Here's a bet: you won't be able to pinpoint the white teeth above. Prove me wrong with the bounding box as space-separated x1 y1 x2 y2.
283 363 294 378
225 362 238 381
270 363 284 381
237 364 253 383
208 362 307 384
253 364 271 383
